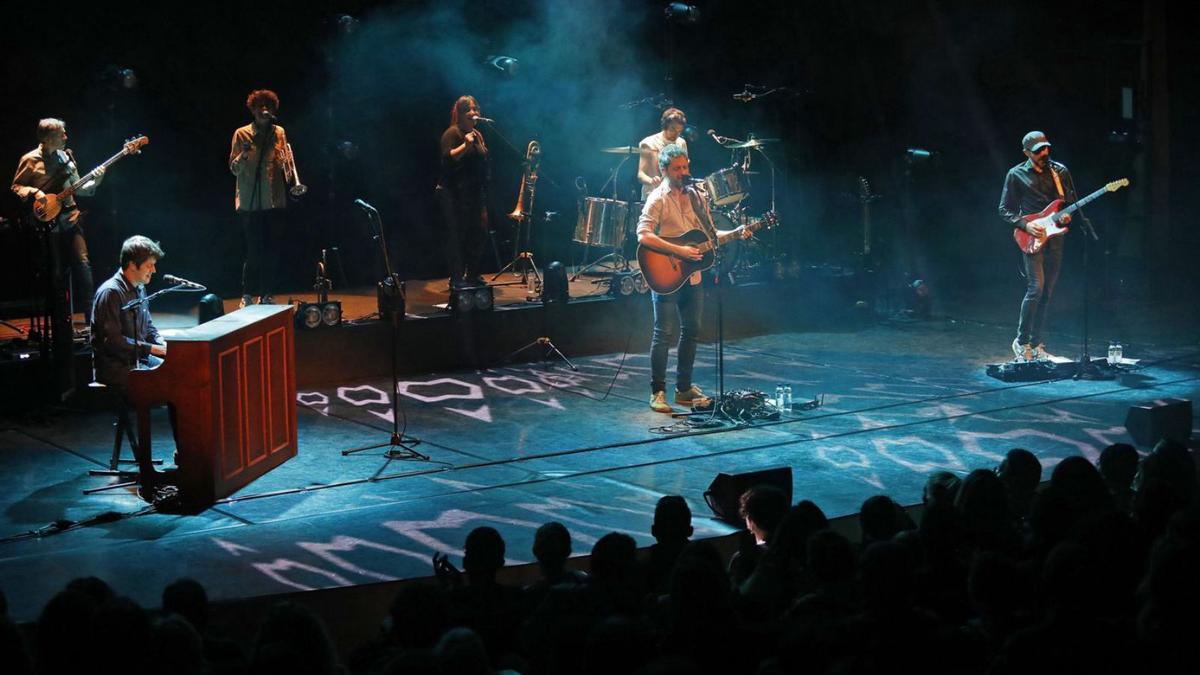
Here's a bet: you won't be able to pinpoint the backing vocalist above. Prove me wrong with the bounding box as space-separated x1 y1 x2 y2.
436 95 490 288
229 89 295 308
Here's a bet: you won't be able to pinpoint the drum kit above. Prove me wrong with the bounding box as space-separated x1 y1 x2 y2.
571 135 778 284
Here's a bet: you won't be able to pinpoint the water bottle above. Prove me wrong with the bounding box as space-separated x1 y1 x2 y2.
784 385 793 409
1113 342 1123 365
774 385 784 409
1107 342 1121 365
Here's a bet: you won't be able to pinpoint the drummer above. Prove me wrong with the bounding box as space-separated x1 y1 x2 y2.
637 107 688 200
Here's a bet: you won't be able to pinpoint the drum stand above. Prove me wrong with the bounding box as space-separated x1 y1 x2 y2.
571 244 628 280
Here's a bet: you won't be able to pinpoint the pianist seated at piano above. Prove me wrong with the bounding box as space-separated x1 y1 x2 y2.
90 235 171 496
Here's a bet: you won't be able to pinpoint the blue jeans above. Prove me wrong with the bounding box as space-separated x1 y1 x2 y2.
1017 236 1064 346
650 281 704 394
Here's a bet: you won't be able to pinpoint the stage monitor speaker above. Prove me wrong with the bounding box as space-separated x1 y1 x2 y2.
703 466 792 525
543 261 569 304
198 293 224 324
1125 398 1192 447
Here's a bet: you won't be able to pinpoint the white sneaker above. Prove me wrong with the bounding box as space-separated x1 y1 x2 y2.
1011 338 1033 362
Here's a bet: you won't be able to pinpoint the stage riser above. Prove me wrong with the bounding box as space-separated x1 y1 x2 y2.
294 278 870 387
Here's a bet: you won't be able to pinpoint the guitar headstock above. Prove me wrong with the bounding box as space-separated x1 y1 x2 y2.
759 210 779 229
1106 178 1130 192
124 135 149 155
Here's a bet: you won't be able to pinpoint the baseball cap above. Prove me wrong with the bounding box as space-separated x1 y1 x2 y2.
1022 131 1051 153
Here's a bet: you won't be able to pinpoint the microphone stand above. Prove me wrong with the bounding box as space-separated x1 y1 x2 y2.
1066 170 1112 381
342 204 428 460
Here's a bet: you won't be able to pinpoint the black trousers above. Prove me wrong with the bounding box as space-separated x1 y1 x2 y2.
1016 236 1064 347
50 222 94 324
238 209 286 297
436 186 487 282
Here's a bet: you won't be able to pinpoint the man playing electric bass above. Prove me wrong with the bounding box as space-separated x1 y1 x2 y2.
636 143 750 413
11 118 106 325
998 131 1076 362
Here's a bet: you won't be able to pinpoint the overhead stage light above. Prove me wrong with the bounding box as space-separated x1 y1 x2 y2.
664 3 700 24
484 55 519 77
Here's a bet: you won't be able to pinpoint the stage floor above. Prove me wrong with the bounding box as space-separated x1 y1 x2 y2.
2 311 1198 624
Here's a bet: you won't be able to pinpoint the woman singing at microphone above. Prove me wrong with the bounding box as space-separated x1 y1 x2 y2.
436 95 490 288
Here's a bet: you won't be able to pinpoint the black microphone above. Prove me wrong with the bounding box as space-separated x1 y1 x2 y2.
707 129 725 144
354 198 377 212
163 274 205 289
732 91 755 102
471 115 496 124
682 176 705 184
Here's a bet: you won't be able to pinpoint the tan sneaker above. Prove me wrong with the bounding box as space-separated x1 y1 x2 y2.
675 385 712 407
650 391 673 413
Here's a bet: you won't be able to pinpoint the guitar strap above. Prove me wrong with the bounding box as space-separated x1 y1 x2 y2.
1049 164 1065 199
685 188 718 241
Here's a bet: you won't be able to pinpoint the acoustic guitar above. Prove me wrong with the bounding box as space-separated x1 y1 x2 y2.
637 211 778 293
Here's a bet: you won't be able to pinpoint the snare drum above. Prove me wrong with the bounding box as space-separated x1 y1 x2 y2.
703 166 749 206
574 197 628 249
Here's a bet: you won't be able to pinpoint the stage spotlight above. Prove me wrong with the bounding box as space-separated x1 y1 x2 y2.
450 284 494 313
321 301 343 326
295 301 342 329
484 55 519 77
664 2 700 24
609 271 636 297
298 303 321 329
633 271 649 293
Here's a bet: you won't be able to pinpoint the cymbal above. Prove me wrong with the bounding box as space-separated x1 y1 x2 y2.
727 138 779 149
601 145 640 154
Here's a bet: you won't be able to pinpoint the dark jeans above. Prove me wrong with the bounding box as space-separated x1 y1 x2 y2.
436 186 487 282
1017 236 1064 346
239 209 286 297
650 280 704 394
54 224 94 324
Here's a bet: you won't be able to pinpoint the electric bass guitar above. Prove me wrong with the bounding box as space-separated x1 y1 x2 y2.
33 135 149 222
1013 177 1129 254
637 211 778 293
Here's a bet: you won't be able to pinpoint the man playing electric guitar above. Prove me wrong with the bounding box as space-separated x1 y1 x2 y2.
11 118 105 325
636 143 750 413
998 131 1077 362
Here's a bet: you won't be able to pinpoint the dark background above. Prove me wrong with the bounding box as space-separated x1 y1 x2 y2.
1 0 1195 316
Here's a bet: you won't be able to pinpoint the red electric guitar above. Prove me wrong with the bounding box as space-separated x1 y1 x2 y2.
1013 178 1129 254
637 211 778 293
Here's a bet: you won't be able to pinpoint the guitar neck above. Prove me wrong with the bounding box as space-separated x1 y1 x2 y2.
1059 185 1109 218
62 147 127 196
693 218 763 254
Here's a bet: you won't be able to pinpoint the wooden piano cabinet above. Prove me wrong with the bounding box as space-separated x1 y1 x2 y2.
130 305 297 505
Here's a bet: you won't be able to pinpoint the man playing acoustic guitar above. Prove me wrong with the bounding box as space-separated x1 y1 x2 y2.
998 131 1076 362
636 144 750 413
